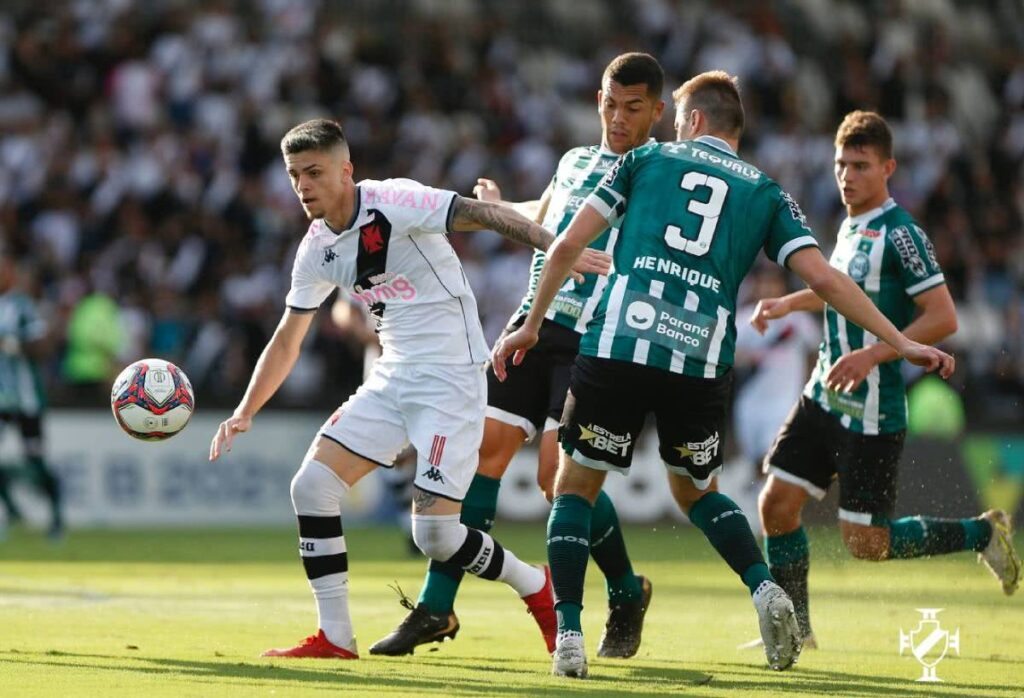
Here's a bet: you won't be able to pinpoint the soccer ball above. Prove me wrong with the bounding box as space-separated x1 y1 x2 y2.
110 358 195 441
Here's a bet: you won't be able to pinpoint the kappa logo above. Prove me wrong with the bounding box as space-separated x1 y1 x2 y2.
675 432 720 466
422 466 445 484
360 223 385 253
322 248 337 265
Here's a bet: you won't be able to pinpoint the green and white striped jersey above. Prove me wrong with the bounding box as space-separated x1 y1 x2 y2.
514 144 631 332
804 198 944 434
581 136 819 378
0 292 47 415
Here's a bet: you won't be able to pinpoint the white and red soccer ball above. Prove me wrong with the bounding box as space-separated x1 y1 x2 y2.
110 358 195 441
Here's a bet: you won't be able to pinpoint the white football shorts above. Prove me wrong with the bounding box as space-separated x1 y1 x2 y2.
319 361 486 502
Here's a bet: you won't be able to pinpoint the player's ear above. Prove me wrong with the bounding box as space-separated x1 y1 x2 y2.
882 157 896 179
652 99 666 123
596 89 604 110
341 159 354 182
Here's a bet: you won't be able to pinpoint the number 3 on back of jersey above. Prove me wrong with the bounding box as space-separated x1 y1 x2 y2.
664 173 729 257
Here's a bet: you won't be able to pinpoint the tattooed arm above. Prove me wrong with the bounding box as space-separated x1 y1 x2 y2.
449 196 554 251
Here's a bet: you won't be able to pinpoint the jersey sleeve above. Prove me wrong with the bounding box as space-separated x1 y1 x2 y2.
584 150 634 225
888 223 945 296
763 185 820 267
366 178 458 236
284 238 334 312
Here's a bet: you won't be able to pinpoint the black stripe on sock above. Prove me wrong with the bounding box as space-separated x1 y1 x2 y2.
447 528 483 568
477 541 505 581
301 552 349 580
297 515 343 538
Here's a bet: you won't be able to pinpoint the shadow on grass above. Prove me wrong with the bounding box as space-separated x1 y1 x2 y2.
1 651 1015 697
0 650 693 696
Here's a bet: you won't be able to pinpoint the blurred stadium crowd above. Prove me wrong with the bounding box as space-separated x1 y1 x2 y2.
0 0 1021 426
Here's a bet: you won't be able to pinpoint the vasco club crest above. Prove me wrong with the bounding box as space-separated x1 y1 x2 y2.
899 608 960 682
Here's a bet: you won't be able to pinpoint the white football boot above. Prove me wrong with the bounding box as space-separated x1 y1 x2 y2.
979 509 1021 596
752 580 802 670
551 631 588 678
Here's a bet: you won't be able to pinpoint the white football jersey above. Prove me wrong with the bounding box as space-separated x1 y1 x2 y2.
286 178 489 365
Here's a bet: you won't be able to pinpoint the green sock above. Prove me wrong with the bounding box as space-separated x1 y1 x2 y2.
589 490 642 604
688 492 771 595
547 494 593 634
887 515 993 559
417 474 500 614
766 527 811 636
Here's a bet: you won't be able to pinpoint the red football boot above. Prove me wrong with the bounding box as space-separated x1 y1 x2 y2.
522 565 557 654
261 630 359 659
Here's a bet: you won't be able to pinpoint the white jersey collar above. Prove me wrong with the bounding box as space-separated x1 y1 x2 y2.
598 137 656 157
847 197 896 227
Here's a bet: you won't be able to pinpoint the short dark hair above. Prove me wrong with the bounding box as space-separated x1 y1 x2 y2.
280 118 349 156
672 70 744 138
835 110 893 160
603 52 664 99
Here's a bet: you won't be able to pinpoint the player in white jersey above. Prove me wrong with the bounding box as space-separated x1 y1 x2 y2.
734 268 818 470
208 119 607 659
371 51 662 660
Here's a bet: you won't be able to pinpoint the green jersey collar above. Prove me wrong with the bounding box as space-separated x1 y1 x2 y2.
694 135 736 156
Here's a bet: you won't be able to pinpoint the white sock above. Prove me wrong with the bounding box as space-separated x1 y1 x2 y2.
497 551 546 597
310 572 355 650
291 459 356 650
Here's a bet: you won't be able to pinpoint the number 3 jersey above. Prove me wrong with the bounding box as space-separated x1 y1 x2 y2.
583 136 819 379
804 198 945 435
285 178 489 365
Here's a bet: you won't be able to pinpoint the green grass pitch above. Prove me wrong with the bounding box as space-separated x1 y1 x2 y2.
0 524 1020 696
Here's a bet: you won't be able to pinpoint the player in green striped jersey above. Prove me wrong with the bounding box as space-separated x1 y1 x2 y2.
371 53 663 659
494 73 954 678
0 253 63 539
753 111 1020 647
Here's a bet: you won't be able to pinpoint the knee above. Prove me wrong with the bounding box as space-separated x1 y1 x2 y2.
758 485 803 535
411 515 465 562
841 524 889 561
290 460 346 515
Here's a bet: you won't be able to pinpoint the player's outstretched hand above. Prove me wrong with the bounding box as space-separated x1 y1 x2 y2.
750 297 789 335
209 414 252 461
473 178 502 203
491 326 539 382
899 340 955 379
826 348 877 393
570 248 612 283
